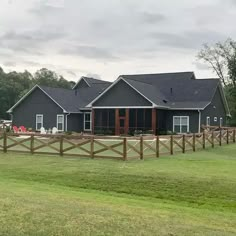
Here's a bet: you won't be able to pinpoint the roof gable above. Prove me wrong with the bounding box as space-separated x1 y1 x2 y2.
88 77 157 108
73 76 111 90
7 85 68 113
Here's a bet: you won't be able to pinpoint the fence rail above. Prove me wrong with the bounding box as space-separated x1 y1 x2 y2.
0 129 235 160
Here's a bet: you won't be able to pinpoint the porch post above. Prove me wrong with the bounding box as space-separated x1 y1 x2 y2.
152 108 157 135
92 109 95 134
125 109 129 134
115 109 119 135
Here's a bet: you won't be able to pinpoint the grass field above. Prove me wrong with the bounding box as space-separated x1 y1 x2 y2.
0 145 235 235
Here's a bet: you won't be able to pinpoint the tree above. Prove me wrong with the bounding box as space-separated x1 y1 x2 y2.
0 68 33 120
33 68 72 89
0 67 74 120
197 38 236 125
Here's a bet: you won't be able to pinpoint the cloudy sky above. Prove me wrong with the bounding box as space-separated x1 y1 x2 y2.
0 0 235 81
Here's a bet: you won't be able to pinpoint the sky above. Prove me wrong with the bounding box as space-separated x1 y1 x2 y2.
0 0 236 82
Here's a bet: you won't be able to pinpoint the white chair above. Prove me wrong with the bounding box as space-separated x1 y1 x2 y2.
52 127 58 134
40 127 46 134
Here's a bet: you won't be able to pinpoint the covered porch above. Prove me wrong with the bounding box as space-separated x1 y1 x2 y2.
92 108 157 136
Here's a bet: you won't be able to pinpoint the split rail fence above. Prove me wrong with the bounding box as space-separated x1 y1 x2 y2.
0 127 235 160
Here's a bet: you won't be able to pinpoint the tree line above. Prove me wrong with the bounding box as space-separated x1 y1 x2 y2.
0 67 75 120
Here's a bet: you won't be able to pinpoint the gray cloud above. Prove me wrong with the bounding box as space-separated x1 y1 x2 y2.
192 62 210 71
140 12 166 24
3 61 16 67
222 0 236 6
0 29 65 55
0 0 234 80
150 30 227 50
60 45 118 60
29 4 64 16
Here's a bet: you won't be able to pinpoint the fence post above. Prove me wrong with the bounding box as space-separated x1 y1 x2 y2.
140 136 143 160
170 135 173 155
91 137 94 159
182 135 185 153
59 135 63 156
123 138 127 161
193 133 196 152
211 131 214 148
233 129 236 143
226 129 229 144
203 131 206 149
156 135 160 158
30 134 34 154
3 131 7 153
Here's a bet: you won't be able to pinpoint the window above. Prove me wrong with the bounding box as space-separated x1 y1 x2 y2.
57 115 64 131
206 116 210 126
214 117 218 122
84 112 92 131
173 116 189 133
220 117 223 127
36 114 43 131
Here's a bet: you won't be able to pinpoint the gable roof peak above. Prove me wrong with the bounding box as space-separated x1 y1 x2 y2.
73 76 110 90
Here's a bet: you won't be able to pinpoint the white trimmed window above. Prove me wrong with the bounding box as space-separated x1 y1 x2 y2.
220 117 223 127
206 116 210 126
84 112 92 131
57 115 64 131
36 114 43 131
173 116 189 133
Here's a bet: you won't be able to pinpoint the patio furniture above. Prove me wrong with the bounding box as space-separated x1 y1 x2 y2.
40 127 46 134
19 126 27 133
52 127 58 134
13 126 19 133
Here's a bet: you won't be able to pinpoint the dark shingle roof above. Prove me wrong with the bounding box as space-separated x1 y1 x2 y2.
121 72 220 109
40 78 111 112
73 76 111 90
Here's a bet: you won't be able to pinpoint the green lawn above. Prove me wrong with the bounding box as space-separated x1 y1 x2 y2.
0 145 235 235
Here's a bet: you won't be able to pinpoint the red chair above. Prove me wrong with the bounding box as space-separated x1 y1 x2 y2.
13 126 19 133
19 126 27 133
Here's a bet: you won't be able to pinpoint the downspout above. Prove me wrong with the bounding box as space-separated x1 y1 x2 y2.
198 110 201 133
65 113 70 132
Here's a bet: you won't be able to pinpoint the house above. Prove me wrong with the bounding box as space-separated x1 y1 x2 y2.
7 72 230 135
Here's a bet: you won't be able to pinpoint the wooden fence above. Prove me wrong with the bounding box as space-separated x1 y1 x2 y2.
0 128 235 160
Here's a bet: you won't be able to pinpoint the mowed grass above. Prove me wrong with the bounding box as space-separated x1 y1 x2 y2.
0 145 235 235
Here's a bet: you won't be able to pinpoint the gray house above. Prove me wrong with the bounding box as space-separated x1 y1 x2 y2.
7 72 230 135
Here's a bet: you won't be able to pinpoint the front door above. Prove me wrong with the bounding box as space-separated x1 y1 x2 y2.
115 109 129 135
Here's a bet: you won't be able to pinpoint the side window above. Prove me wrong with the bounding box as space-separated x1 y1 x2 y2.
206 117 210 126
36 114 43 130
84 113 92 131
220 117 223 127
57 115 64 131
173 116 189 133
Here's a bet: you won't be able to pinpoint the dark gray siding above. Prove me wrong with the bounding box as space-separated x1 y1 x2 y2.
12 88 65 130
165 110 199 133
93 80 152 107
157 109 168 132
67 113 84 132
201 87 227 126
73 79 89 90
